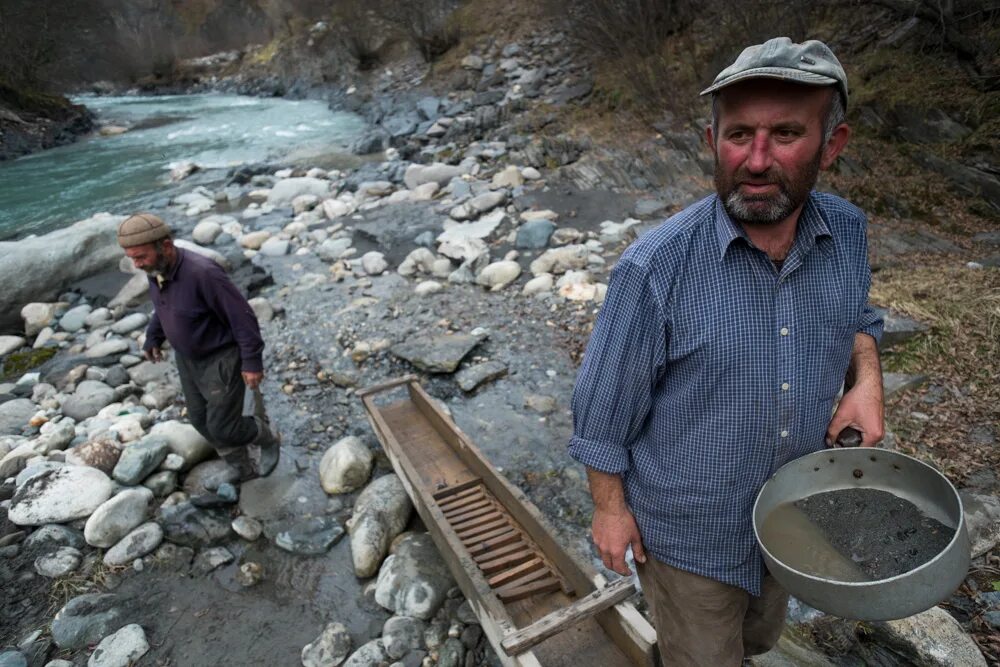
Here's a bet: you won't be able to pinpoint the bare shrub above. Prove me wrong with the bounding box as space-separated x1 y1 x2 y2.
372 0 462 61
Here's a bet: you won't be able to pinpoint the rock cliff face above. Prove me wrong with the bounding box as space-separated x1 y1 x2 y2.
0 86 93 161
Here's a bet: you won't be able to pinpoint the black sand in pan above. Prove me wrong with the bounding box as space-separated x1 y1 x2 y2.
795 488 955 580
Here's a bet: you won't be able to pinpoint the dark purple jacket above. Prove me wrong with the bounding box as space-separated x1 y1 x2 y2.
142 248 264 372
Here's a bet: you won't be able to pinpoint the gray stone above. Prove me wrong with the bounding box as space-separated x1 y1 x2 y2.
301 622 352 667
34 419 77 454
0 652 26 667
248 297 274 323
25 524 86 551
873 307 930 351
112 435 170 485
87 623 149 667
103 522 163 566
50 593 123 650
350 474 414 578
16 461 65 487
883 372 928 398
59 305 93 333
515 220 556 249
267 178 331 206
110 313 148 336
8 466 114 526
437 638 465 667
61 381 116 421
192 220 222 245
126 361 174 386
143 470 177 497
960 492 1000 558
320 436 374 494
375 533 456 620
259 237 290 256
232 516 263 541
403 163 467 190
85 339 129 359
416 97 440 121
158 501 232 547
84 487 153 547
275 516 345 555
455 361 508 392
21 302 62 338
529 244 591 275
44 660 75 667
64 437 122 474
0 399 34 435
383 616 426 659
475 261 521 290
34 546 82 577
391 333 485 374
183 458 240 495
869 606 987 666
343 639 388 667
193 546 234 574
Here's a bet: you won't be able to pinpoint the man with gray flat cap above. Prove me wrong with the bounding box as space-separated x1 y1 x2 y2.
118 212 280 481
570 38 884 664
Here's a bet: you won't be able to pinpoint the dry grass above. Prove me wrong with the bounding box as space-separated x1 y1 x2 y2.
871 260 1000 483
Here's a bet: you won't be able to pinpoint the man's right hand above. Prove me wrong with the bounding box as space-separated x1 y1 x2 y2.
144 346 163 363
592 505 646 576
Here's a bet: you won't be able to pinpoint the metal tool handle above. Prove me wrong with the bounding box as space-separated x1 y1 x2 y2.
834 426 863 447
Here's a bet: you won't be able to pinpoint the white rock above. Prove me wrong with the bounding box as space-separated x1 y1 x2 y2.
149 421 213 470
8 466 114 526
961 492 1000 557
239 231 271 250
292 194 320 215
259 237 290 256
522 273 554 296
461 54 484 70
438 237 488 266
414 281 443 296
84 487 154 548
87 623 149 667
21 302 62 337
361 252 389 276
84 308 113 328
599 218 641 244
559 282 607 303
398 248 438 277
302 622 353 667
403 163 467 190
232 516 263 541
103 522 163 566
322 198 352 220
35 546 83 578
530 244 590 275
173 239 230 271
343 639 388 667
320 436 374 495
520 209 558 222
34 419 76 454
437 210 506 245
475 261 521 290
870 606 987 666
192 220 222 245
0 335 26 356
521 167 541 180
430 259 453 279
492 165 524 189
349 474 413 578
110 313 148 335
411 182 439 201
248 297 274 323
86 338 129 359
555 270 591 288
317 238 354 262
267 177 331 206
374 533 455 620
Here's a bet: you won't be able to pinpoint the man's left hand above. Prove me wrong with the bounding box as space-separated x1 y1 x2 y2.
242 371 263 390
827 382 884 447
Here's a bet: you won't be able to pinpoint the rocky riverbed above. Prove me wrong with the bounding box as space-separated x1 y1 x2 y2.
2 29 999 667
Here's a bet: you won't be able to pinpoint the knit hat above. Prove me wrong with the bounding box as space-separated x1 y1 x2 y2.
117 213 172 248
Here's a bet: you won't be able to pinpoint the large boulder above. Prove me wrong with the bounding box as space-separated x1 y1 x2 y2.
8 466 114 526
267 178 331 206
348 474 413 577
869 606 987 666
0 212 124 332
319 436 374 495
84 487 154 547
50 593 123 650
374 533 456 620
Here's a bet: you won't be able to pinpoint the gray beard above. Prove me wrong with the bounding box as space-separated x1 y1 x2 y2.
724 188 796 226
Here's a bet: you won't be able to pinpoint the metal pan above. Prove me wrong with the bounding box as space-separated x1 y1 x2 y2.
753 433 970 621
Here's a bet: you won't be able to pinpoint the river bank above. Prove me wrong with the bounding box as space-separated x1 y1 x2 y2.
1 25 999 667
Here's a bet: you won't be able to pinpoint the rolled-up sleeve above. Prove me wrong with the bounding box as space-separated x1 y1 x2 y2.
568 259 668 473
855 218 884 345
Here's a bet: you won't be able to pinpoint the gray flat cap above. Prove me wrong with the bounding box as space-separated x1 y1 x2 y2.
701 37 848 107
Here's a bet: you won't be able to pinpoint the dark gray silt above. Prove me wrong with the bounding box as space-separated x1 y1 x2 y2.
794 488 954 580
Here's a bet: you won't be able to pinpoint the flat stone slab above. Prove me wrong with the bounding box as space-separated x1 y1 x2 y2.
872 307 929 351
455 360 509 392
883 372 928 398
391 333 485 374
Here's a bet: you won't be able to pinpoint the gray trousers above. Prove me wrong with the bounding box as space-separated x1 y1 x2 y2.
175 345 258 451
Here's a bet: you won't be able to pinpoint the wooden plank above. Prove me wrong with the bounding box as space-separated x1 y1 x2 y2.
450 509 505 532
457 517 511 541
486 557 545 588
355 374 419 398
493 566 552 595
444 500 497 526
467 529 521 556
462 525 517 547
473 540 529 564
478 549 537 576
437 485 484 507
496 577 562 603
446 504 497 527
499 579 637 656
433 478 483 501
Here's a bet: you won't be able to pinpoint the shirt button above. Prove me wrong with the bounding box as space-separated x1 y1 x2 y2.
781 382 790 391
780 327 789 336
780 430 789 438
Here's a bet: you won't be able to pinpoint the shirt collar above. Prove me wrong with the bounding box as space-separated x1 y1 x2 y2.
153 247 184 288
714 193 833 261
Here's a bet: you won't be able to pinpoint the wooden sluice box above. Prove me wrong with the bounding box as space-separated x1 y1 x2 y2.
358 376 658 667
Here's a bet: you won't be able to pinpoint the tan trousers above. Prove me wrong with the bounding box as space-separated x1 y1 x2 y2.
636 557 789 666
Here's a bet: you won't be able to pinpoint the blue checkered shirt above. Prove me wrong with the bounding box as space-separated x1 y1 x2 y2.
569 192 883 596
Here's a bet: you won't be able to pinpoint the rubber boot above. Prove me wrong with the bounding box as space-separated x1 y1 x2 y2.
216 445 257 482
251 415 280 477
